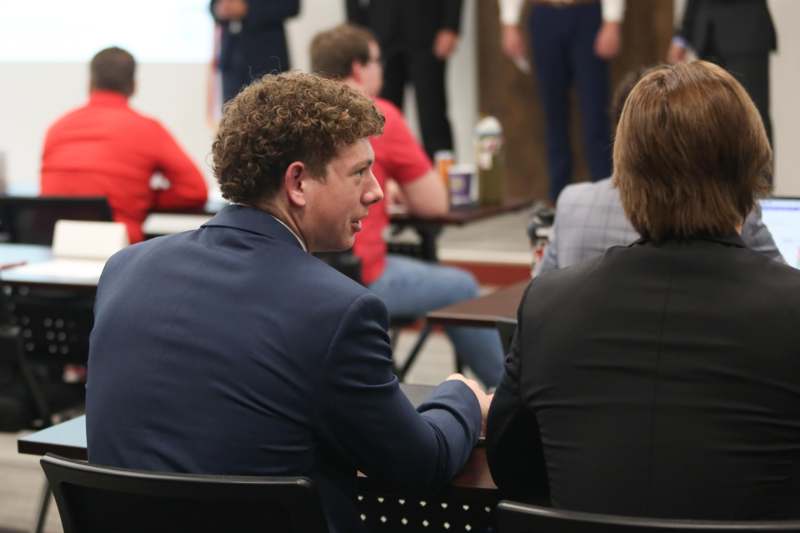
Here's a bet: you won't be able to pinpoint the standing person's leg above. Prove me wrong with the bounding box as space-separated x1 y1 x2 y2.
380 47 409 111
408 48 454 159
724 53 772 149
529 6 573 202
571 3 612 181
368 256 505 387
221 67 249 103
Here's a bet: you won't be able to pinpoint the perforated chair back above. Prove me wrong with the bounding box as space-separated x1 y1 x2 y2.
497 501 800 533
41 454 329 533
0 196 112 245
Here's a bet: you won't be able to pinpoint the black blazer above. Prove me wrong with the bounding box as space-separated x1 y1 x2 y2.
346 0 462 49
678 0 776 56
487 235 800 519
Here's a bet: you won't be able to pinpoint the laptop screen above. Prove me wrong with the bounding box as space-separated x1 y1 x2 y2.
759 197 800 268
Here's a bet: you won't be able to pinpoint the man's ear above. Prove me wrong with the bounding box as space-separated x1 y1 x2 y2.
350 60 363 84
284 161 307 207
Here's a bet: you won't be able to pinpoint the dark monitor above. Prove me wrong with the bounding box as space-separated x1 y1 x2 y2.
0 196 112 245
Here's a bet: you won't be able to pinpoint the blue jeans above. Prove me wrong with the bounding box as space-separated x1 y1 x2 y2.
368 255 505 387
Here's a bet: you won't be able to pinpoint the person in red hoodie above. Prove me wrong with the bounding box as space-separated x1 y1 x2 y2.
311 24 504 387
40 47 208 243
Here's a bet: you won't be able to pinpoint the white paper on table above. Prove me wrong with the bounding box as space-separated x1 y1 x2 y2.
1 259 106 285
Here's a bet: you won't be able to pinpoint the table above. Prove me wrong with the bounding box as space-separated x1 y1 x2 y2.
0 243 101 288
19 394 497 532
427 280 527 329
388 198 532 261
426 280 528 353
0 243 52 269
18 383 495 490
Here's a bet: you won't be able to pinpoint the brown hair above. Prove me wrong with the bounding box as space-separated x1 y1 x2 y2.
310 23 376 79
212 71 385 204
611 68 650 128
613 61 771 241
90 47 135 96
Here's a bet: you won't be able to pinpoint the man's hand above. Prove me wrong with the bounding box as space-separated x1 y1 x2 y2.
433 29 460 60
214 0 248 21
594 21 621 60
667 41 688 64
501 24 525 60
447 373 491 434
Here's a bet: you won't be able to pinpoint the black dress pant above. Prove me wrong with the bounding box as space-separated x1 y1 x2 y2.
380 46 453 161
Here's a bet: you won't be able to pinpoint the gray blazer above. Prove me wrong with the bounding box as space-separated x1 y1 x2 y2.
535 177 783 275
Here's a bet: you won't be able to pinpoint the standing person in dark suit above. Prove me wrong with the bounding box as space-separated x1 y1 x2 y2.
487 61 800 519
668 0 776 147
211 0 300 102
86 72 489 533
346 0 462 160
499 0 625 202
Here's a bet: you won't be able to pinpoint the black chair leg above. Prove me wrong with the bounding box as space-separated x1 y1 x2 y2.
33 478 51 533
397 323 433 381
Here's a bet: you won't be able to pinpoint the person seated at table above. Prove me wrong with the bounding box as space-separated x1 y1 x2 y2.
40 47 208 243
86 71 489 533
310 23 504 388
487 61 800 519
534 68 782 275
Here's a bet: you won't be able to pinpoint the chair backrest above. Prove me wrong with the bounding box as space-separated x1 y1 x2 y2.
41 454 329 533
497 501 800 533
0 325 47 429
0 196 112 245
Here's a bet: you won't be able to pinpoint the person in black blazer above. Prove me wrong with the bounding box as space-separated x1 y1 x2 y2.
346 0 462 159
668 0 776 147
86 72 489 533
487 61 800 519
210 0 300 102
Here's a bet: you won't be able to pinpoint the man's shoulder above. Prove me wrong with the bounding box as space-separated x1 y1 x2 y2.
373 97 402 118
373 97 409 132
103 229 376 308
557 178 617 208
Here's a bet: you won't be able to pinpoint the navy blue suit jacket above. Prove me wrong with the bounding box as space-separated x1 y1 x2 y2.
87 205 481 532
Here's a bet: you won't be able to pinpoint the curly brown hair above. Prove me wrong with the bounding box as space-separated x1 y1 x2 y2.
212 71 385 204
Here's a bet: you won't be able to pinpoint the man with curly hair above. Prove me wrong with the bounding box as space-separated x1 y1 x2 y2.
85 72 488 533
311 23 505 388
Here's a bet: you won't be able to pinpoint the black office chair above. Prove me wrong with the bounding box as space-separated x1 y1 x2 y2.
496 501 800 533
0 196 112 244
40 454 329 533
0 325 83 430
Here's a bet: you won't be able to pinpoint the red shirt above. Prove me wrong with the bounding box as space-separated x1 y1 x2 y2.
40 90 208 243
355 98 432 284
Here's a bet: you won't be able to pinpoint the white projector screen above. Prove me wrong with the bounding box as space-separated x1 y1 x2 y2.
0 0 213 63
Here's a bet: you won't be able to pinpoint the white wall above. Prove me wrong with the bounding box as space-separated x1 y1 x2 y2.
769 0 800 195
673 0 799 195
0 0 477 193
